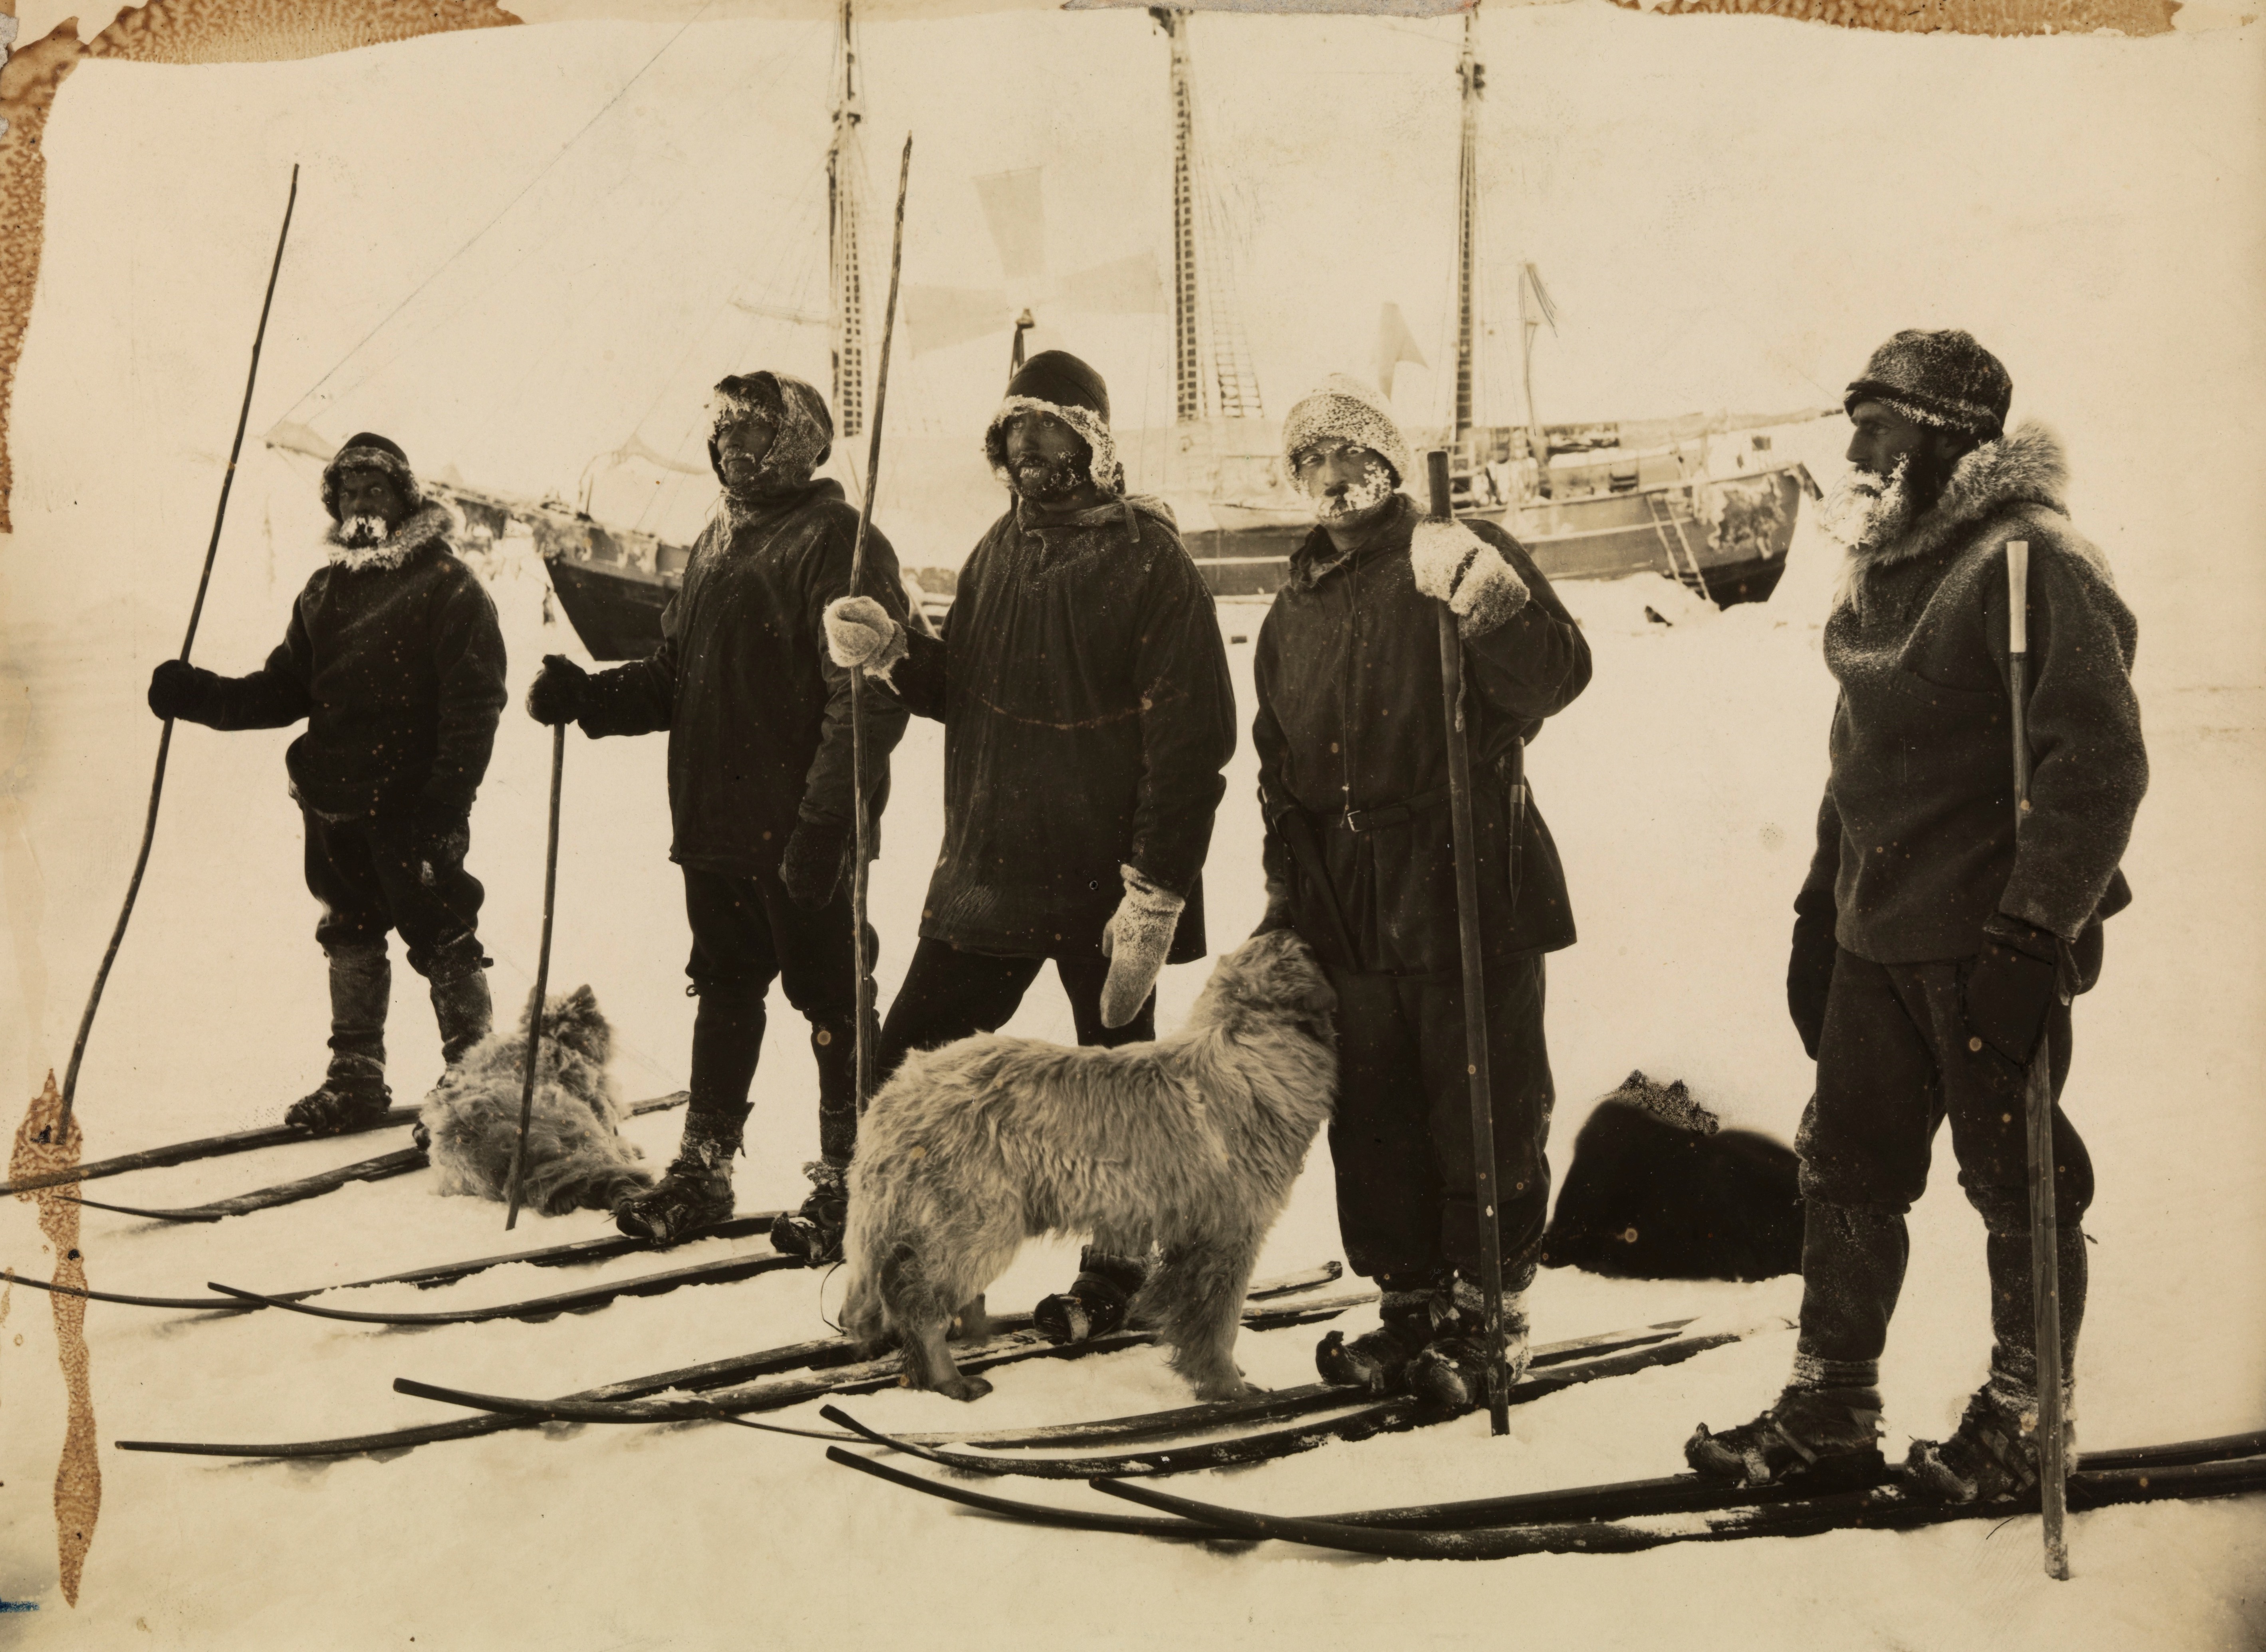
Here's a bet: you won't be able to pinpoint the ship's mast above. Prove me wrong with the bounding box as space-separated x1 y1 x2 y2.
828 0 867 437
1159 9 1204 423
1454 8 1484 453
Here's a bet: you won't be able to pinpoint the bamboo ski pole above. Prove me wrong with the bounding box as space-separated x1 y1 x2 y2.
56 163 301 1141
2006 538 2072 1579
504 723 568 1230
845 134 913 1110
1425 450 1510 1436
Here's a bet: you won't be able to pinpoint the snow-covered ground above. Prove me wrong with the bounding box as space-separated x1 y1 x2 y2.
3 9 2263 1649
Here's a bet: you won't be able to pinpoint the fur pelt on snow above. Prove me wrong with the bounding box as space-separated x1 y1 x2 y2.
839 929 1339 1403
1539 1071 1802 1283
420 985 655 1218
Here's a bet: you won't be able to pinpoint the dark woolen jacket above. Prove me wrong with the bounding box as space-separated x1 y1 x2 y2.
575 478 912 878
1254 494 1592 978
188 504 508 819
885 493 1236 963
1800 420 2146 968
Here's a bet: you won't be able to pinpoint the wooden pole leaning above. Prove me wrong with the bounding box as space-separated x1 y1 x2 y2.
1425 450 1511 1437
57 164 301 1140
2006 537 2072 1579
845 134 914 1110
504 722 568 1230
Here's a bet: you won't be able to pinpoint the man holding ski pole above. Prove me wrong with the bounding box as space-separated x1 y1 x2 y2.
821 348 1237 1326
145 434 508 1136
525 372 913 1249
1689 330 2148 1502
1250 376 1590 1414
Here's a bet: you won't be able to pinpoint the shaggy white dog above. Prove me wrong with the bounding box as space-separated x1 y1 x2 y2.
840 930 1338 1402
420 985 655 1218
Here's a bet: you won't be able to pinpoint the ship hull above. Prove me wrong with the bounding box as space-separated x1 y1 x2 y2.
544 556 675 662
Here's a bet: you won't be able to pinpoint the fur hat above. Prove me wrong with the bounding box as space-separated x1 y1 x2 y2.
984 349 1123 496
319 432 424 521
1845 329 2012 445
708 371 834 498
1281 375 1415 491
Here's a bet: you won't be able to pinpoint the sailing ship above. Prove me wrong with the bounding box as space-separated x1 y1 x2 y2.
1179 7 1824 607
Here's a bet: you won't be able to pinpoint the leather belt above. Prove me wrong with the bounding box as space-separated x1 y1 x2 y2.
1338 785 1452 833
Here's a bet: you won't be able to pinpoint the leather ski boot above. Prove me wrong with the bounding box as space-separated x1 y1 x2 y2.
1034 1248 1151 1344
768 1160 850 1265
1316 1275 1448 1396
1905 1374 2074 1504
1408 1275 1535 1416
286 942 394 1137
613 1108 744 1245
413 940 493 1152
1687 1362 1887 1487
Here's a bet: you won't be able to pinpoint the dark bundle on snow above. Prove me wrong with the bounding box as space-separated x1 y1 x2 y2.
1540 1071 1802 1282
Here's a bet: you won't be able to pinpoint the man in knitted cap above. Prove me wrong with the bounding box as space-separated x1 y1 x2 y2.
823 348 1237 1331
146 433 507 1135
525 372 913 1249
1688 330 2147 1503
1251 375 1591 1415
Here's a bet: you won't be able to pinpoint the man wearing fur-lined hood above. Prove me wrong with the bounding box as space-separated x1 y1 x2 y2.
1689 330 2147 1506
146 434 508 1138
825 349 1238 1336
1252 375 1592 1417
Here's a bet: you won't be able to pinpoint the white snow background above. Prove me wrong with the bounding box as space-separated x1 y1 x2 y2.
0 6 2261 1647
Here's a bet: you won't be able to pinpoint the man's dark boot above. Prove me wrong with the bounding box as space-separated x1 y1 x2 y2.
286 942 394 1136
1316 1273 1449 1395
1408 1272 1536 1416
770 1014 861 1264
411 943 493 1152
615 980 763 1245
1034 1247 1152 1345
770 1159 851 1264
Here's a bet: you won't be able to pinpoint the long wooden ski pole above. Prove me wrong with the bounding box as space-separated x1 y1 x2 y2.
504 722 568 1230
56 163 301 1141
845 134 913 1111
2005 538 2071 1579
1425 450 1510 1437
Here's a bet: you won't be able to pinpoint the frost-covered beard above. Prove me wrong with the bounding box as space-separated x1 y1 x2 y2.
1008 448 1091 506
336 513 392 550
1820 455 1917 551
1304 457 1397 524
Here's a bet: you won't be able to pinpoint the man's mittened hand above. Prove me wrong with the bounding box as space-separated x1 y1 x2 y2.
147 659 216 722
1787 908 1837 1060
1409 518 1530 640
823 596 908 678
525 654 589 726
1964 915 2063 1066
1099 865 1186 1030
779 818 851 911
411 795 470 886
1250 877 1295 942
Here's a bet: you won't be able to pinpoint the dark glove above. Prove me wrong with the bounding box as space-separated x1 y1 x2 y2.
411 793 471 886
525 654 589 726
1250 877 1295 941
779 817 851 910
1786 900 1837 1061
1964 914 2062 1067
147 659 216 722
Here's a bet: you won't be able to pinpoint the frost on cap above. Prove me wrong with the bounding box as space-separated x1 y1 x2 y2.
983 349 1123 496
708 371 835 496
319 431 423 520
1281 375 1415 491
1844 329 2012 445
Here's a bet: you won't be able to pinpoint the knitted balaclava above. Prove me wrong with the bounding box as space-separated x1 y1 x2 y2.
1843 330 2012 446
984 349 1123 500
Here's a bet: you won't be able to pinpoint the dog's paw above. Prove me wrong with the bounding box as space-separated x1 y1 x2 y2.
938 1374 994 1403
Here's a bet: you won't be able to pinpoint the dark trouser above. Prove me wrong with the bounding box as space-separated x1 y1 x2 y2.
305 811 488 1081
1794 947 2092 1392
877 936 1157 1288
1326 952 1554 1285
876 938 1156 1080
683 867 874 1166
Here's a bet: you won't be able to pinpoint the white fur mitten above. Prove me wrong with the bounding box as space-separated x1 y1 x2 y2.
1097 864 1187 1030
1409 518 1530 640
823 595 909 680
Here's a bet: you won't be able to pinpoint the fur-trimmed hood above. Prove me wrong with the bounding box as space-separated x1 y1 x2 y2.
985 395 1124 497
322 499 456 572
1837 420 2111 607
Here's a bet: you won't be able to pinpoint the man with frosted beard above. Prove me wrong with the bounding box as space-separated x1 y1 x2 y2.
145 434 507 1136
525 373 912 1249
1688 330 2147 1503
1252 376 1591 1415
822 349 1237 1334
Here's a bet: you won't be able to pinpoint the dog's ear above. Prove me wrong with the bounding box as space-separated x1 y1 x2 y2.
545 985 609 1064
